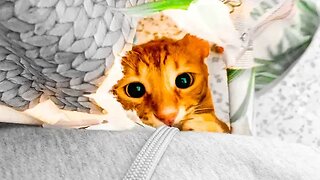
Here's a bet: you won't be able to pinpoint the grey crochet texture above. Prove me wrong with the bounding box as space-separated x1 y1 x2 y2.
0 0 143 112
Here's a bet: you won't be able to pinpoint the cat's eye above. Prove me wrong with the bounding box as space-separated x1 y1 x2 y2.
175 73 194 89
125 82 146 98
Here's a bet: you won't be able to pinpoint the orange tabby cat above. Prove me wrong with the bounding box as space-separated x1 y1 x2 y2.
112 34 230 133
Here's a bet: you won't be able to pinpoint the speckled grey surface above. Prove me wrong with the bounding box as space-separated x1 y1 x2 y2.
208 55 230 123
254 29 320 148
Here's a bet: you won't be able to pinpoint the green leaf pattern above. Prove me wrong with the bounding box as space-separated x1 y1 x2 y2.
228 0 319 134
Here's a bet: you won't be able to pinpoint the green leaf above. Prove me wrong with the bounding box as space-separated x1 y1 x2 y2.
255 75 275 85
298 0 320 36
276 40 284 54
297 0 318 17
284 28 302 46
230 69 255 123
254 58 273 65
227 69 244 83
254 38 311 91
117 0 195 16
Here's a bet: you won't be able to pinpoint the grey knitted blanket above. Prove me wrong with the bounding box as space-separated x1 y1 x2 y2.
0 0 140 112
1 123 320 180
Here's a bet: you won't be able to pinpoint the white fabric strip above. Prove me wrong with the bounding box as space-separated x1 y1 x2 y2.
231 0 295 69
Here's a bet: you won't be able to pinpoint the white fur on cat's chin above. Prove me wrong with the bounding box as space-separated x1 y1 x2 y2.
174 107 187 125
86 55 141 131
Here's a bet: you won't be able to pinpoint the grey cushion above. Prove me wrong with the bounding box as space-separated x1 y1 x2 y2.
0 123 320 180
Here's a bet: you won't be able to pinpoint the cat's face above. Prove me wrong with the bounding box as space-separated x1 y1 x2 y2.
112 34 213 128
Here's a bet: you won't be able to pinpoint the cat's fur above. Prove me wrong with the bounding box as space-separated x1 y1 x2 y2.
112 34 230 133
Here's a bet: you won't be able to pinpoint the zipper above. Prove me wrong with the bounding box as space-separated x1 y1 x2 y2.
123 126 179 180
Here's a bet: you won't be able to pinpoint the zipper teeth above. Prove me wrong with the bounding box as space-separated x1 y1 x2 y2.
144 127 179 180
124 126 172 179
127 126 168 176
123 126 166 179
135 126 167 159
138 127 172 178
123 126 179 180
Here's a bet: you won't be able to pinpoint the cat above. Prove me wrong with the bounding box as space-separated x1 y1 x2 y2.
112 34 230 133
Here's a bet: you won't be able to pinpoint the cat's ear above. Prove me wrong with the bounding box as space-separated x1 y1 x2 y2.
179 34 210 59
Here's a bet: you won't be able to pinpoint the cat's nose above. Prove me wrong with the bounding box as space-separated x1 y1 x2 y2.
154 108 178 126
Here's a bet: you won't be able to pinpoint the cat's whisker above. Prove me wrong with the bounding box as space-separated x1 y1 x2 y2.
185 105 210 117
193 108 214 114
194 109 213 114
173 118 194 129
186 104 203 112
194 108 214 110
179 118 194 122
191 104 202 109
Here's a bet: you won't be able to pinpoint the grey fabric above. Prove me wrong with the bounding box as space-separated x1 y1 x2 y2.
0 123 151 180
0 123 320 180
